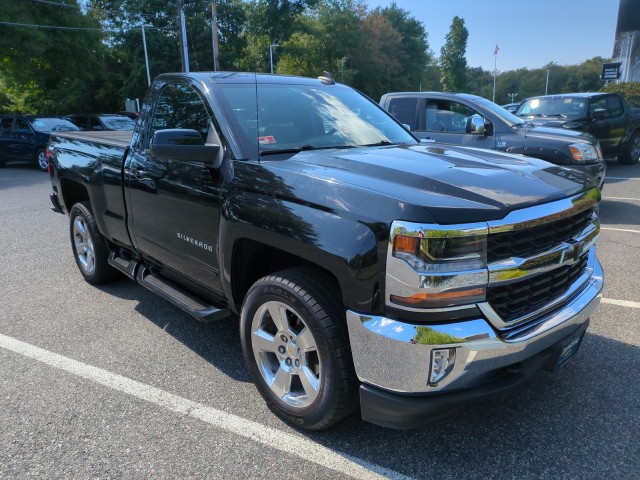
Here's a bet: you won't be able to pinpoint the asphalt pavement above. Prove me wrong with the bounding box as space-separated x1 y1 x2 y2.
0 162 638 479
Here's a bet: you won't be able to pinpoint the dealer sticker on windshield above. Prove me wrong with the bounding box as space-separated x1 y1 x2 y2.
258 136 276 144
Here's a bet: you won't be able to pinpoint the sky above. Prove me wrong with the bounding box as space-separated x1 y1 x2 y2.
373 0 620 72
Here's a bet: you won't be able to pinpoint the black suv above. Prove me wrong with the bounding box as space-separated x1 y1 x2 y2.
0 114 80 171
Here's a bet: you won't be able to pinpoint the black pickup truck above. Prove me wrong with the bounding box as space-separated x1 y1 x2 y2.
515 92 640 165
48 72 603 430
379 92 606 189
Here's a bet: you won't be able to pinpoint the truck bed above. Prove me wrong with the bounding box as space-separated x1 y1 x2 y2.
55 130 133 148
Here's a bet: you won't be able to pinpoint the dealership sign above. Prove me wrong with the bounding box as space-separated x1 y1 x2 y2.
601 62 622 80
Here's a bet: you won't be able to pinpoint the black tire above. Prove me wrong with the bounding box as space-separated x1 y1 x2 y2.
619 132 640 165
69 202 118 284
35 148 48 171
240 268 358 430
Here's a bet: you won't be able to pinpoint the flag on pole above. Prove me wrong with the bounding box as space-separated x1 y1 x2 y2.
494 44 500 55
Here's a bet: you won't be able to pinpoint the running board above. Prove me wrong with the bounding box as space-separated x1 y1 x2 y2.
108 251 139 280
136 265 230 322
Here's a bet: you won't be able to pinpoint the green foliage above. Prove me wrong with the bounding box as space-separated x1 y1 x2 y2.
439 16 468 92
1 1 634 114
0 0 107 113
602 82 640 107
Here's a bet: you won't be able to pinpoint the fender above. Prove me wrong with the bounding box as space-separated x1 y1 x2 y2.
219 189 384 314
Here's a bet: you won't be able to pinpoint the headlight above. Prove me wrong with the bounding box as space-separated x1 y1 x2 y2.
393 233 486 272
389 224 488 308
569 143 600 163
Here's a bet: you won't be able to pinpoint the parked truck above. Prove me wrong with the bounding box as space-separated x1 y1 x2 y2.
48 72 603 430
379 92 606 189
515 92 640 165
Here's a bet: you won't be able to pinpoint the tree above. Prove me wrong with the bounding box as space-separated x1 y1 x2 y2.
439 16 468 92
379 2 431 92
0 0 107 113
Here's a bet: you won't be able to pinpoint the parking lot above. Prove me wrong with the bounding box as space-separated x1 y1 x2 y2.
0 162 638 479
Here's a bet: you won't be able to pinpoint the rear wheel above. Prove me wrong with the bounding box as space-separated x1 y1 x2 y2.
240 268 358 430
69 202 118 284
619 132 640 165
36 148 48 171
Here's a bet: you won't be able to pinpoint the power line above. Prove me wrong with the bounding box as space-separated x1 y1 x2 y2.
0 21 102 31
28 0 158 19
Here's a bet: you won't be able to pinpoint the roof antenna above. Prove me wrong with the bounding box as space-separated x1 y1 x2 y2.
318 71 335 85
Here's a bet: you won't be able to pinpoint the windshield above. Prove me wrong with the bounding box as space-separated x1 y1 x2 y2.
30 118 81 133
217 83 417 156
516 97 587 120
473 97 523 127
100 116 137 131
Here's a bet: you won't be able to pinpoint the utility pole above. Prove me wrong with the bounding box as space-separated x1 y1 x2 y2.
178 2 190 73
545 69 550 95
211 1 219 71
141 24 153 87
269 44 279 74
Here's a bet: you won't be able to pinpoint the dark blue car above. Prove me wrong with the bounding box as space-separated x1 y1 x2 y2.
0 114 80 171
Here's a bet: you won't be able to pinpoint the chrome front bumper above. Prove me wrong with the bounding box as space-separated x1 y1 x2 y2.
346 253 603 395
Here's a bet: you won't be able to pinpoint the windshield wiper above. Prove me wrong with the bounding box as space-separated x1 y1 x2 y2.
259 144 359 156
362 140 398 147
544 113 568 119
513 121 535 128
259 144 316 156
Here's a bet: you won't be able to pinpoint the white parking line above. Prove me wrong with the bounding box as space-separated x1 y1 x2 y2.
602 298 640 309
605 176 640 181
0 333 412 480
601 227 640 234
602 196 640 202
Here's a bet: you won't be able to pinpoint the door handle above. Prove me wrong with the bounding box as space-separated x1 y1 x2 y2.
133 166 146 179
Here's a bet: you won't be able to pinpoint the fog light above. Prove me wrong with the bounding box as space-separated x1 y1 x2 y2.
429 348 456 386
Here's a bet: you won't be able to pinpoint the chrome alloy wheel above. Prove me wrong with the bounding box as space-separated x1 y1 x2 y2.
37 151 47 170
72 217 96 275
250 301 322 408
630 135 640 163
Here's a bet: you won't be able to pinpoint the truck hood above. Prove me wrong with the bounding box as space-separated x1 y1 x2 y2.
253 144 592 224
517 125 595 143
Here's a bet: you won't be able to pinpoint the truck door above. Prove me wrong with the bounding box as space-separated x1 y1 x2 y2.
418 99 495 149
10 117 36 161
589 95 625 157
0 116 14 160
124 81 224 294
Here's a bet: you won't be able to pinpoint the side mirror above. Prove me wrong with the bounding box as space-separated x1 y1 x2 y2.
483 121 494 136
402 123 412 132
150 129 221 166
592 108 607 120
466 115 486 134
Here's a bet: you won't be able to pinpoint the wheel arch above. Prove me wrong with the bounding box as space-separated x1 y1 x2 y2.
221 215 383 316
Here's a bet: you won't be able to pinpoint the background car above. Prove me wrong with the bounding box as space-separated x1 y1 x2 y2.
0 115 80 171
65 114 137 131
515 92 640 164
501 102 520 113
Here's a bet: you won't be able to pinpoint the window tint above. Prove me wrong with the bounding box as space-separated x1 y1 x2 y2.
151 83 212 144
0 117 13 131
387 98 417 130
425 100 477 133
15 118 31 132
591 95 622 117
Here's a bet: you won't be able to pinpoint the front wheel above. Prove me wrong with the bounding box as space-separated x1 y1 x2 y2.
240 269 358 430
619 132 640 165
36 148 48 171
69 202 118 284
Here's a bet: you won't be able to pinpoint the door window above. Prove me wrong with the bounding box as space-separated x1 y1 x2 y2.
15 118 32 133
150 83 213 147
425 100 478 133
386 97 418 130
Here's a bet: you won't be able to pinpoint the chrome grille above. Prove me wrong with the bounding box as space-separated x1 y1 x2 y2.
487 207 594 262
487 255 588 323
